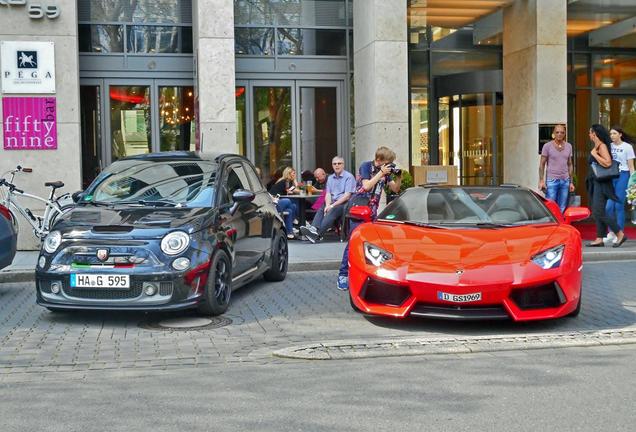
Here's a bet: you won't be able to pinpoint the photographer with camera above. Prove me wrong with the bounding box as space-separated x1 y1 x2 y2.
337 146 402 290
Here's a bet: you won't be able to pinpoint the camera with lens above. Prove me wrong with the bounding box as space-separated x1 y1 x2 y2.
386 163 402 176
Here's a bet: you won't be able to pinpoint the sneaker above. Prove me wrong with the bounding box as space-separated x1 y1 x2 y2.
300 226 320 243
287 233 295 240
337 275 349 291
603 232 618 244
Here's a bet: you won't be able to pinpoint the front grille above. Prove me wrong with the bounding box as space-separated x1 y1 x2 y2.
62 281 143 300
360 278 411 307
509 282 565 310
159 282 173 296
410 303 509 320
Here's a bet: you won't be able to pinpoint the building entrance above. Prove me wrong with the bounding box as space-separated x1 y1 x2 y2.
235 80 345 186
79 79 195 188
434 71 503 185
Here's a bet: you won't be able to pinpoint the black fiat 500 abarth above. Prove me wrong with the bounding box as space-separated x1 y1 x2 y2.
36 152 288 316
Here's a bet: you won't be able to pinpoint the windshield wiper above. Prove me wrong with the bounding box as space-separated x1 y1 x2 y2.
473 222 515 228
117 200 180 207
80 200 112 207
402 221 451 229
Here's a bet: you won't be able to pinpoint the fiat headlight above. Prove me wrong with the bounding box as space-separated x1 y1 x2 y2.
531 245 565 270
43 231 62 254
364 242 393 267
161 231 190 255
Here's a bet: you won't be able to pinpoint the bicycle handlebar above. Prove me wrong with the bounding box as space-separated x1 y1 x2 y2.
15 166 33 173
0 179 24 194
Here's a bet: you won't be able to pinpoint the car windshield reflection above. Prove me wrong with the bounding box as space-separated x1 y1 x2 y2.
378 187 557 227
83 160 218 208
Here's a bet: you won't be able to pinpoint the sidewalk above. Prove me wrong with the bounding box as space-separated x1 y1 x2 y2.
2 239 635 283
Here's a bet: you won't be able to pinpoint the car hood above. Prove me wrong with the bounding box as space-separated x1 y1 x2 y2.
54 206 213 237
367 222 571 273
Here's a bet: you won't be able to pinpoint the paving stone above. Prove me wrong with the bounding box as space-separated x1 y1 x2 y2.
0 262 635 374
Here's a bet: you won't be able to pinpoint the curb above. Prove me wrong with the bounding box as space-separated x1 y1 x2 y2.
0 270 34 284
273 329 636 360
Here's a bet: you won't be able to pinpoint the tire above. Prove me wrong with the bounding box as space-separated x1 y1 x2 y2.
263 231 288 282
197 250 232 316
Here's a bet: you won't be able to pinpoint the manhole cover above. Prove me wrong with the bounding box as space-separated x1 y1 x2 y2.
140 315 232 331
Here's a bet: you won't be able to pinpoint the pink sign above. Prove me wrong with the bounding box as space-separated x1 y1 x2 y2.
2 97 57 150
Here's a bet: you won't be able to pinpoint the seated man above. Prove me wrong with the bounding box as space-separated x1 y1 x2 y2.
300 156 355 243
312 168 328 190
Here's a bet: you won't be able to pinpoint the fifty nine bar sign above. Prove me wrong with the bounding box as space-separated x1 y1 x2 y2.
2 96 57 150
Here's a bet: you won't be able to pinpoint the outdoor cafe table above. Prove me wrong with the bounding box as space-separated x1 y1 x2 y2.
277 193 321 226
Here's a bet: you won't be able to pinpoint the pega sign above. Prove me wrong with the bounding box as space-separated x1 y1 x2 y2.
2 96 57 150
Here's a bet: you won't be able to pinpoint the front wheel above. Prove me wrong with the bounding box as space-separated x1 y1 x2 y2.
263 231 288 282
197 250 232 316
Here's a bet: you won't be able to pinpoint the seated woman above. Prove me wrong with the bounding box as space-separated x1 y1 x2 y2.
268 166 299 239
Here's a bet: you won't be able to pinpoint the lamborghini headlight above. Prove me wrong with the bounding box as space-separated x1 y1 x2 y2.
364 242 393 267
531 245 564 270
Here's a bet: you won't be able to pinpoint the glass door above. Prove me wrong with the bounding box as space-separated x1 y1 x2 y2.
439 92 502 185
108 83 153 161
79 79 104 189
251 83 294 187
297 82 341 176
598 94 636 137
241 79 344 187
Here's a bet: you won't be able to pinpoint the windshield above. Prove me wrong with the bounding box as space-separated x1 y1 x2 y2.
378 187 557 226
83 159 218 207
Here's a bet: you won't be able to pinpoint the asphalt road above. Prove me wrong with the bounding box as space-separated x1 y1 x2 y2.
1 344 634 432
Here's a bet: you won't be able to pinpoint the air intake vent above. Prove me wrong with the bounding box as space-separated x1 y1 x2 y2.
92 225 134 233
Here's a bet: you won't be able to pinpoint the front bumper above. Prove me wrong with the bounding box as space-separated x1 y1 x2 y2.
349 262 582 321
36 271 207 311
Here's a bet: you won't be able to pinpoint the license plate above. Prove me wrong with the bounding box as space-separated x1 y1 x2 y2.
437 291 482 303
70 274 130 289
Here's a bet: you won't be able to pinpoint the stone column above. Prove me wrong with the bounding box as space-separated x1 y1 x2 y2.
0 0 81 250
353 0 408 170
193 0 237 153
502 0 567 188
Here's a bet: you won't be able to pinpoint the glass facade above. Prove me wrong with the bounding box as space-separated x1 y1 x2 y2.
78 0 193 54
408 1 636 190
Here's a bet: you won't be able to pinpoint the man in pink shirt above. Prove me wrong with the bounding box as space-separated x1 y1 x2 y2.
539 124 575 213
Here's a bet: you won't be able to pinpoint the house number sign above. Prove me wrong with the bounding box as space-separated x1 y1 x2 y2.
0 0 60 19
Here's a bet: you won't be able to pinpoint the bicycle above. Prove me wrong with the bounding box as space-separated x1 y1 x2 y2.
0 166 74 240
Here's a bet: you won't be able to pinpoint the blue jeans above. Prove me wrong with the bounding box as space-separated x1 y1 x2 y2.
605 171 630 231
276 198 297 233
339 219 361 277
546 178 570 214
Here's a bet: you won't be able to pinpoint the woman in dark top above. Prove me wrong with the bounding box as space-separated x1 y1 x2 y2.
268 167 299 239
586 124 627 247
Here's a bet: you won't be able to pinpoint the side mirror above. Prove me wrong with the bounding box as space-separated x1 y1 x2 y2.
225 189 255 215
232 189 255 203
72 190 85 203
348 205 372 222
563 207 591 224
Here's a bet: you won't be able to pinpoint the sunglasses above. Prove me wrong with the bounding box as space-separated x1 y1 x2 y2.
332 162 343 165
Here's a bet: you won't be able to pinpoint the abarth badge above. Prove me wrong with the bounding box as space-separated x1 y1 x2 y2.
96 249 109 262
456 269 464 276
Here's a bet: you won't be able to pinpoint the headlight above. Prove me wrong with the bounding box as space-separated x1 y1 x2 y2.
43 231 61 254
161 231 190 255
531 245 564 270
364 242 393 267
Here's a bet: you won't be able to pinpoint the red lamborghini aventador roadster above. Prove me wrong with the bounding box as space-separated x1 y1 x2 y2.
347 185 591 321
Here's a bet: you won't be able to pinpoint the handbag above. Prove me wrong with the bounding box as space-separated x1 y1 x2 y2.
591 160 620 181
